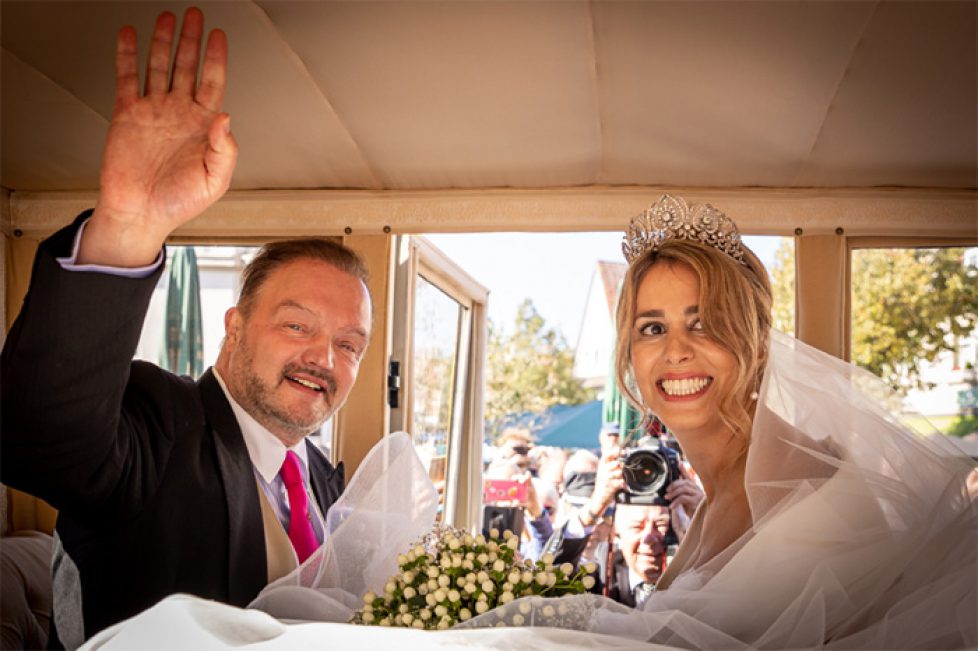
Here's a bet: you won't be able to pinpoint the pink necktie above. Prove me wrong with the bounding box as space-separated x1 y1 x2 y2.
279 451 319 564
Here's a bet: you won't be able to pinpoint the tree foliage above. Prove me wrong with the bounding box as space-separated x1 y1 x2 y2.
769 238 796 336
485 299 593 442
769 244 978 393
850 247 977 392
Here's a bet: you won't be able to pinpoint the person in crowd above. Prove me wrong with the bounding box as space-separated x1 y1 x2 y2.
494 428 534 472
483 459 552 560
0 8 370 645
606 194 976 646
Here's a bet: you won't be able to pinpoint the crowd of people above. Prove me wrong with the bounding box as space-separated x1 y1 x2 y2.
482 423 706 609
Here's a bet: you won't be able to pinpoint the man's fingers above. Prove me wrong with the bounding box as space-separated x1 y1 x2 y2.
170 7 204 95
114 26 139 114
145 11 176 95
195 29 228 112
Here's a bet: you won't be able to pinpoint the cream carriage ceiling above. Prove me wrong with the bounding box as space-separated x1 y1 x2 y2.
3 0 975 197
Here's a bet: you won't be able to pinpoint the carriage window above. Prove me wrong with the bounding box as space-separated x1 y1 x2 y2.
850 247 978 437
411 276 469 520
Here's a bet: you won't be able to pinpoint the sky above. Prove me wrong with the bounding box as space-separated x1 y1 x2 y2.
425 232 784 346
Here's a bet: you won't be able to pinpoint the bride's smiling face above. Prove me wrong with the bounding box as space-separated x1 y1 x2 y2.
630 262 736 440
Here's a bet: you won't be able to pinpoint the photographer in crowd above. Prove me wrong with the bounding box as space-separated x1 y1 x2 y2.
546 423 704 607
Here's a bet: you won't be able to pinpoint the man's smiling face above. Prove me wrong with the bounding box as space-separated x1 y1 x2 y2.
221 258 371 446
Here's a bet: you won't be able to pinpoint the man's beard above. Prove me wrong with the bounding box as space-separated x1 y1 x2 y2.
231 340 338 441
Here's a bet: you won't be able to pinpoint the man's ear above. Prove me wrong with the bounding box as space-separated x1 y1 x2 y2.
224 307 242 348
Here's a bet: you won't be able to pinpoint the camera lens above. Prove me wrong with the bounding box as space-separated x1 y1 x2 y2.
622 450 668 496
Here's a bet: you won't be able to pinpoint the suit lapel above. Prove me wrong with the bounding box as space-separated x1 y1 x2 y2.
305 439 345 518
198 369 267 606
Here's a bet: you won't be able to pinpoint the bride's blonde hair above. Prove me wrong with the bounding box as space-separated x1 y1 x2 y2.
614 239 773 450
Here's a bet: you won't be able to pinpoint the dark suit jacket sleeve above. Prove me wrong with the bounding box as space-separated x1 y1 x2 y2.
1 212 172 521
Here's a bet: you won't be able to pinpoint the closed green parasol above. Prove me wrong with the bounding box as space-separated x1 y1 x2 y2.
161 246 204 378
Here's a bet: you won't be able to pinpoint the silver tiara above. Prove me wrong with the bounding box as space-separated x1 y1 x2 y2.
622 195 747 265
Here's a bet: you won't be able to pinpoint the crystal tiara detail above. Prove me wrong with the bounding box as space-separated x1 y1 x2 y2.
622 194 747 265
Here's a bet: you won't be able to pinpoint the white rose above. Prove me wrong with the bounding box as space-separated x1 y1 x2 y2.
541 553 555 565
462 559 474 570
500 591 514 604
475 600 489 614
406 551 416 562
427 579 438 590
464 534 474 546
451 556 463 568
403 586 416 598
414 545 426 557
489 528 500 539
582 575 596 589
502 582 512 592
434 589 447 602
477 553 489 565
398 604 409 614
384 582 396 595
448 589 461 603
535 572 548 585
488 552 498 562
475 534 487 546
420 608 432 621
583 562 597 574
477 593 488 602
521 571 533 583
380 617 391 627
362 612 374 623
435 605 448 617
493 559 506 572
425 593 436 606
465 551 475 561
456 575 467 588
482 580 494 592
397 554 407 565
362 591 376 604
464 582 477 594
438 575 450 587
428 566 440 578
559 563 573 576
437 620 450 630
403 571 415 584
402 613 413 625
503 529 514 540
459 608 472 621
508 570 521 584
412 619 424 629
448 538 460 550
487 542 498 552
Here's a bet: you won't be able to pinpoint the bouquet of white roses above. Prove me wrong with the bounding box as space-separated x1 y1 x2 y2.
351 525 596 630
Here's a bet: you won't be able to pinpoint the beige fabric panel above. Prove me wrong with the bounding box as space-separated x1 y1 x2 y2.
333 234 393 482
795 234 847 359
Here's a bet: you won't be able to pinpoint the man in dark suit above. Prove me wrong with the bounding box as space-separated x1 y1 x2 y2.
1 7 370 645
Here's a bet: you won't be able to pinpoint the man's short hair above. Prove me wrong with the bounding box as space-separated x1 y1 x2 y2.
237 238 370 315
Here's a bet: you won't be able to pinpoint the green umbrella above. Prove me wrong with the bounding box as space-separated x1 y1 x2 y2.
161 246 204 378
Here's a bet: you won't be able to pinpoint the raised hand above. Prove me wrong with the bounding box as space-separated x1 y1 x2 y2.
80 8 237 266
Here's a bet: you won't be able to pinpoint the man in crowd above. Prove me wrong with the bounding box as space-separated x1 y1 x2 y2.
545 428 704 607
1 8 370 645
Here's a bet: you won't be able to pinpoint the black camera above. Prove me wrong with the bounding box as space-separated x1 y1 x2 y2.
615 442 682 506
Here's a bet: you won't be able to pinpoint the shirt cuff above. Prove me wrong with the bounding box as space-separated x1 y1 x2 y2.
56 217 164 277
563 510 593 539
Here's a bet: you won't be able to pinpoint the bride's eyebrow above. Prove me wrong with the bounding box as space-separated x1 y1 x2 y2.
634 305 699 319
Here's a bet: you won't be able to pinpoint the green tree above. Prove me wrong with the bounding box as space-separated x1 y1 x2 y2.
769 238 796 336
770 244 978 394
485 299 593 442
850 247 977 393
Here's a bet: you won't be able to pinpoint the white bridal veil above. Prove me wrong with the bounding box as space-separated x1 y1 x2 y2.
83 332 977 651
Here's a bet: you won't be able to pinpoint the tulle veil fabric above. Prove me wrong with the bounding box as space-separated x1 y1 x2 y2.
82 331 977 650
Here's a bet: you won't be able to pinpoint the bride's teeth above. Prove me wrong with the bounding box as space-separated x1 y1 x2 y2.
660 377 710 396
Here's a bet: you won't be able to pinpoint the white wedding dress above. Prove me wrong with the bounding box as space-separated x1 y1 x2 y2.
82 332 977 651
